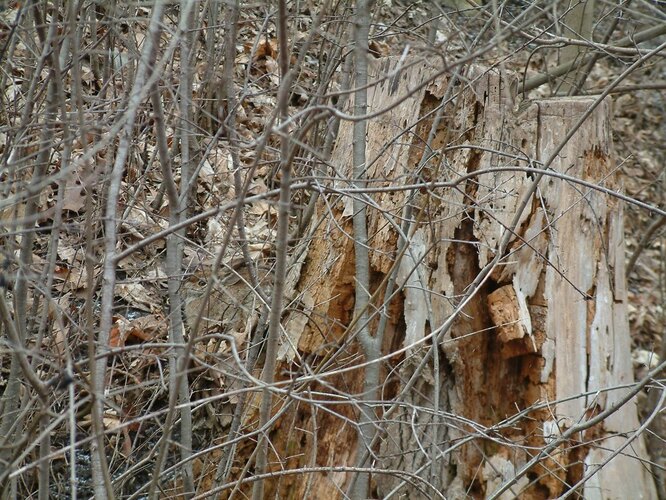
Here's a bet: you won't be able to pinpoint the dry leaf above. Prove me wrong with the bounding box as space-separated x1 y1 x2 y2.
62 180 86 212
116 282 158 312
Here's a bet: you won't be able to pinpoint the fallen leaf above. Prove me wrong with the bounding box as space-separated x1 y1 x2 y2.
116 282 158 312
62 180 86 212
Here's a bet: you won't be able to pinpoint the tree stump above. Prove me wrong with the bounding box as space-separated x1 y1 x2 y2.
233 57 657 499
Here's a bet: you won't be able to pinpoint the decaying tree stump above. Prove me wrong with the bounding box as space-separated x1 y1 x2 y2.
212 58 657 499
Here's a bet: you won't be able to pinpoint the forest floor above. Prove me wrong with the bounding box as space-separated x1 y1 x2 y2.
0 2 663 497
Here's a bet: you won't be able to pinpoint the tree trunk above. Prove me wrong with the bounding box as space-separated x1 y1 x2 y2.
215 58 657 499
